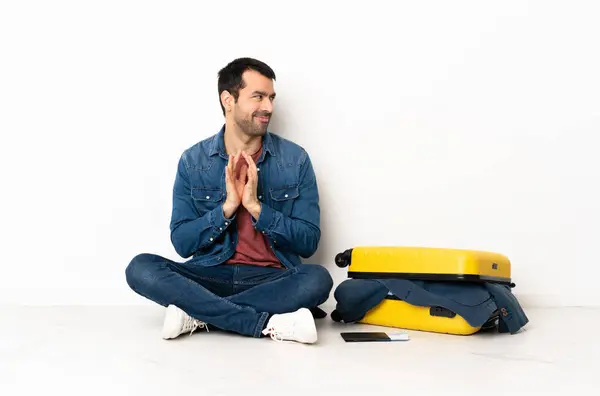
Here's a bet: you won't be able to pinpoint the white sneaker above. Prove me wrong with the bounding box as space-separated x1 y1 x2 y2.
161 304 208 339
261 308 317 344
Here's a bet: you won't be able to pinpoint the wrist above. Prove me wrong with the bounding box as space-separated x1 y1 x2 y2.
247 201 261 219
222 201 238 219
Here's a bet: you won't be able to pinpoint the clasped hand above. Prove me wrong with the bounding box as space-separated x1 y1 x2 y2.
223 151 261 219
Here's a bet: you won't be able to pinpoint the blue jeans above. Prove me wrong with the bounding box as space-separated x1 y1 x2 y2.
125 254 334 338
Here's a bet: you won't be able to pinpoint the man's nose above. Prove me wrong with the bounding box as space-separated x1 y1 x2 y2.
261 98 273 113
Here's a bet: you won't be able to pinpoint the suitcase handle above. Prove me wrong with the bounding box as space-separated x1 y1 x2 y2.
430 306 456 318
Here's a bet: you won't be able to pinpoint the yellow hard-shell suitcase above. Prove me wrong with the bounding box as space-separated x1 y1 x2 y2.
335 246 512 335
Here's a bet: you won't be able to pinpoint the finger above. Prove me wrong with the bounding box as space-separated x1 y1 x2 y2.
242 151 258 175
228 155 234 177
248 164 257 188
240 151 249 164
241 150 252 165
225 166 233 192
249 153 258 175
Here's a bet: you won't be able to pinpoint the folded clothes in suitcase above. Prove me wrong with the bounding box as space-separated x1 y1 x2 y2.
332 246 528 335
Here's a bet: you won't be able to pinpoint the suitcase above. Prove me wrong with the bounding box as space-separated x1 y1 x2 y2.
334 246 511 335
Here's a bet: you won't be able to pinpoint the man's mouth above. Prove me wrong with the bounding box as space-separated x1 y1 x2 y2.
255 115 270 123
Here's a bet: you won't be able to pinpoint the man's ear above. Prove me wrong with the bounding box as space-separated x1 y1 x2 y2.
221 90 233 112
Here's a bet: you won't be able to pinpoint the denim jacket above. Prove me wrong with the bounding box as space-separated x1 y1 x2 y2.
169 125 320 268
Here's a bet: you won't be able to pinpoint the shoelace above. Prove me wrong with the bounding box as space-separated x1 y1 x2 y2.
182 316 209 336
263 324 293 342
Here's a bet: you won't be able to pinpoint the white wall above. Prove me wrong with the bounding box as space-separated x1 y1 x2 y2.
1 1 599 306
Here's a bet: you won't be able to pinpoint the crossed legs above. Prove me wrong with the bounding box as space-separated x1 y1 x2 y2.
125 253 333 341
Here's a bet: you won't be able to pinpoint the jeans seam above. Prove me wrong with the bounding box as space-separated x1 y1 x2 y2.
194 275 234 284
254 312 269 338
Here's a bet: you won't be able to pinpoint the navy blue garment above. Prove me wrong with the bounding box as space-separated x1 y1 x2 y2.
484 282 529 334
331 278 528 334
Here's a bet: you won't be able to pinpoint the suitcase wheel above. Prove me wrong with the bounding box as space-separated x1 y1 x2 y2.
335 249 353 268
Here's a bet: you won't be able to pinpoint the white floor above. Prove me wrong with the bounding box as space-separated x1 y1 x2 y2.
1 305 598 395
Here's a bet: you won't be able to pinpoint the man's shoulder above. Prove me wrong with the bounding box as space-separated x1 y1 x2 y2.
267 131 310 163
178 133 218 169
182 134 215 154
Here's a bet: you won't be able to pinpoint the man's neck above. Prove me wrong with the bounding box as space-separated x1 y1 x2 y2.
223 121 263 156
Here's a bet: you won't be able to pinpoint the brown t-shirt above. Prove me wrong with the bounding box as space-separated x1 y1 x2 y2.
225 146 282 268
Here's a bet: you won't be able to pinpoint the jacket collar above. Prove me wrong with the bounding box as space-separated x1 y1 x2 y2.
209 124 276 158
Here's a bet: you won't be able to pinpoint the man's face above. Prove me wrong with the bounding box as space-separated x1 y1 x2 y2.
230 70 276 137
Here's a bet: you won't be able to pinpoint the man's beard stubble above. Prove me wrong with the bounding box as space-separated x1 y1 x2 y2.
235 111 271 137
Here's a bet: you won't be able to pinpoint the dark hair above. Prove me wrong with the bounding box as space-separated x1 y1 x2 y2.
217 57 276 115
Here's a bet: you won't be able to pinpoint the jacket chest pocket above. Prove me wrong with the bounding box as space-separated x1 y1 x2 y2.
269 185 299 216
191 187 224 213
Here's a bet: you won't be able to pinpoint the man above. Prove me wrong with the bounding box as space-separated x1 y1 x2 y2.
125 57 333 344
